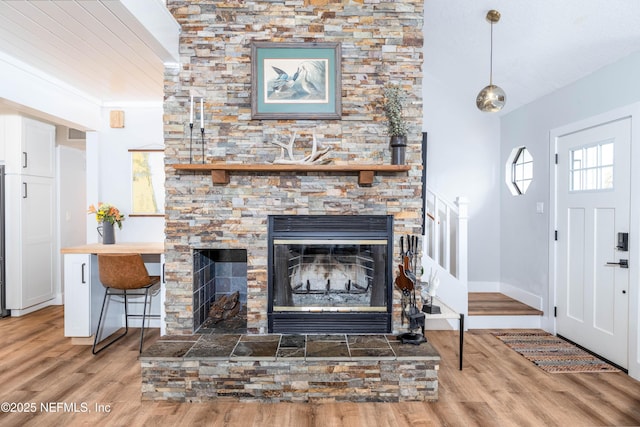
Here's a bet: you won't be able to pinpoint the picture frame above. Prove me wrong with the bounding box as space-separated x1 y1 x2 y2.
128 148 165 216
251 42 342 120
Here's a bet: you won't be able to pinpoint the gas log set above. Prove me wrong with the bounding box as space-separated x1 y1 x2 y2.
208 291 241 322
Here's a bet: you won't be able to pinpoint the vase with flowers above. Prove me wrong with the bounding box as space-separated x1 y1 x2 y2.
88 202 125 244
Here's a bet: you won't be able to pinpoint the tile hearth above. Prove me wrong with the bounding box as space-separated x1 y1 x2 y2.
141 334 440 403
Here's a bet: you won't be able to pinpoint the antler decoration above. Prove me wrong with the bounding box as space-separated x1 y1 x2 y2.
270 131 331 165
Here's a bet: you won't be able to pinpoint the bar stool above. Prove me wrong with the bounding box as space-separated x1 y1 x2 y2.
92 253 161 355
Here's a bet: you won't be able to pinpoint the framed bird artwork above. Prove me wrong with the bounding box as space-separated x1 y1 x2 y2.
251 42 342 120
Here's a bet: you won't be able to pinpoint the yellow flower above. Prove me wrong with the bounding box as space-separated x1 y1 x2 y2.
88 202 125 229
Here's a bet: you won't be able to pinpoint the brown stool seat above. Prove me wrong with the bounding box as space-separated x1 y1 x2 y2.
92 254 161 355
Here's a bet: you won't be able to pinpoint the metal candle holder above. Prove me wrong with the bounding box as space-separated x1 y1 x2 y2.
188 95 206 163
189 122 194 163
200 127 205 164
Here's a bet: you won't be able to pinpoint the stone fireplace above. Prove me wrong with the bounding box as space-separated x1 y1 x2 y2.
162 0 424 336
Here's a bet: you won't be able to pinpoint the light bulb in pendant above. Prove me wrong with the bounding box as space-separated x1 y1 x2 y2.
476 84 506 112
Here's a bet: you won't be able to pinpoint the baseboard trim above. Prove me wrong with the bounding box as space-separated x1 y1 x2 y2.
500 283 543 311
9 299 60 317
468 281 501 292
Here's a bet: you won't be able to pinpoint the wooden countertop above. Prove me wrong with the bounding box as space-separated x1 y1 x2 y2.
61 242 164 254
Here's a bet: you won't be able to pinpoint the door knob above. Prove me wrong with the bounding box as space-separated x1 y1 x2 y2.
605 259 628 268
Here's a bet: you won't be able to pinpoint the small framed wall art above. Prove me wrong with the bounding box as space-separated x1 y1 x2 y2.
251 42 342 120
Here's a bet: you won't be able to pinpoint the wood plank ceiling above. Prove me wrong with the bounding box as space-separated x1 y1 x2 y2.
0 0 178 103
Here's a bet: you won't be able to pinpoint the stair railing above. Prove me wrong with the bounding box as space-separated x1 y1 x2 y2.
424 187 468 282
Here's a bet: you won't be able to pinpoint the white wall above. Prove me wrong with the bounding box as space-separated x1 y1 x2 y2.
423 72 502 284
86 104 165 243
500 51 640 380
57 134 87 248
58 143 87 294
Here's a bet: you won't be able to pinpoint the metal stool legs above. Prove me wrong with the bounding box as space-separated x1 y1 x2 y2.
139 286 150 353
92 285 155 355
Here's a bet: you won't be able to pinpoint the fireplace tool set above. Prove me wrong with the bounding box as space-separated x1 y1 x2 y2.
395 235 427 345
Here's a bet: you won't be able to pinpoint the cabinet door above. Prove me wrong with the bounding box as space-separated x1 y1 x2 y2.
64 254 124 339
4 174 55 310
21 176 55 308
0 116 55 176
21 117 55 177
64 254 92 337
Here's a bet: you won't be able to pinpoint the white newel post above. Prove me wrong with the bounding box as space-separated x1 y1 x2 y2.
455 197 469 286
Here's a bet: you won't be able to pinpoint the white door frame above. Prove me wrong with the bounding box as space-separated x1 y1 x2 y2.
549 103 640 381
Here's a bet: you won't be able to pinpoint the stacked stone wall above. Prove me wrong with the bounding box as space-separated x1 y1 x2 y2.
164 0 424 334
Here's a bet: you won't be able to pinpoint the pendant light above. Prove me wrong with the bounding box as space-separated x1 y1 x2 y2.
476 9 506 112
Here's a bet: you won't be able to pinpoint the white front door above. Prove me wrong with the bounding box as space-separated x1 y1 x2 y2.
555 117 630 368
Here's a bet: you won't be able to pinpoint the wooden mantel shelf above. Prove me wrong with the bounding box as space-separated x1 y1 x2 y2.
173 163 411 186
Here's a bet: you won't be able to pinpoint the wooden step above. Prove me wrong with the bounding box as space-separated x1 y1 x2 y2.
468 292 543 316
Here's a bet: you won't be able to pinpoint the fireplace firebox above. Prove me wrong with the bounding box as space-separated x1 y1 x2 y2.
268 215 393 333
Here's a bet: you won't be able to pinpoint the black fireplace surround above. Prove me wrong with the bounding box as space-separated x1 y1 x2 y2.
268 215 393 333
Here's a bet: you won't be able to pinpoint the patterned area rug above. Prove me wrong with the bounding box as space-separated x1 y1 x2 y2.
493 331 620 373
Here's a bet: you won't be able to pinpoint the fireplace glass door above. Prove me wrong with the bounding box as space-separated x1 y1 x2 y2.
272 239 388 312
268 215 393 333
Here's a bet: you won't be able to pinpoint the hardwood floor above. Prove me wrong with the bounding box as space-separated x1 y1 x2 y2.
468 292 544 316
1 306 639 426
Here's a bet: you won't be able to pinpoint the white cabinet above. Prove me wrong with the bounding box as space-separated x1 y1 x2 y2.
5 175 56 310
0 115 55 177
1 115 57 313
63 254 122 338
64 254 94 337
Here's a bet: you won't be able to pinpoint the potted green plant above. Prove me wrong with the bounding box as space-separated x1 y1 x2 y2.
383 83 408 165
